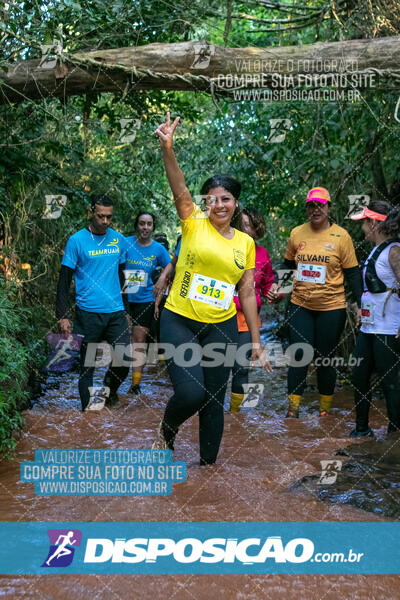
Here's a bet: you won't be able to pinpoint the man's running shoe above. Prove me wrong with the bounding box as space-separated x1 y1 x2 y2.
129 384 142 395
349 427 374 438
285 408 299 418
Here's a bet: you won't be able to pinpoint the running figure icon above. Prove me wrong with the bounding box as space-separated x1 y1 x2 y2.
45 531 77 566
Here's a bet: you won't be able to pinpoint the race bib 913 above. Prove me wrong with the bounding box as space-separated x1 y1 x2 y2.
188 273 234 310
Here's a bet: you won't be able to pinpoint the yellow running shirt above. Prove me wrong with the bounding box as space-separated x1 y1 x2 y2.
165 205 255 323
284 222 358 311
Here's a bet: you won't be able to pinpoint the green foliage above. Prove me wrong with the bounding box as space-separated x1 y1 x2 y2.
0 280 48 457
0 282 29 457
0 393 24 458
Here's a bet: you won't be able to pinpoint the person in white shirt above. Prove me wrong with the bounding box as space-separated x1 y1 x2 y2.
350 200 400 437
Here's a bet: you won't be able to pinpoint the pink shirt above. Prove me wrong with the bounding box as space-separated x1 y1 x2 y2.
234 244 274 313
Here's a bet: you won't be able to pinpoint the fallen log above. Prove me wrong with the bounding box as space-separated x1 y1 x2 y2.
1 37 400 105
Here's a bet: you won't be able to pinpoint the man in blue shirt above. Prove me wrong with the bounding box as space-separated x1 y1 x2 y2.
56 195 130 411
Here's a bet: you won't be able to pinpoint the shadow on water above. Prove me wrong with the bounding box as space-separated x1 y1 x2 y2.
290 436 400 519
251 315 400 520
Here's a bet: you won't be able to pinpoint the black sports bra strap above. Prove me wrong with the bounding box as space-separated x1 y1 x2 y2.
364 238 400 294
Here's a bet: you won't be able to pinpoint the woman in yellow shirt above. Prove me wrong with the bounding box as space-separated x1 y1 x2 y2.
154 112 271 465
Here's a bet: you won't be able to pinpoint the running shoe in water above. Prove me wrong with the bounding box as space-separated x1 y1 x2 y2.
285 408 299 419
152 421 169 450
129 384 142 395
319 409 330 417
105 391 119 407
349 427 374 438
152 421 176 450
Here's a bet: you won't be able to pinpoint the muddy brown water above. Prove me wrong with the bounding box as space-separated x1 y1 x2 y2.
0 325 399 598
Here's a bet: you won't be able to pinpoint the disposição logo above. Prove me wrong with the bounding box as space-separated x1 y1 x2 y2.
42 529 82 567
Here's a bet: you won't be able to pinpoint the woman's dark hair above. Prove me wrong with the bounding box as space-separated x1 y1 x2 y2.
242 207 267 240
200 174 242 199
369 200 400 236
134 211 156 230
154 232 169 251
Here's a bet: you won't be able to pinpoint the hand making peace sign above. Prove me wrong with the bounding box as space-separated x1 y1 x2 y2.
155 111 180 150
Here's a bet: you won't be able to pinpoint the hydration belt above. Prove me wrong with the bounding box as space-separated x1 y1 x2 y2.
364 238 400 317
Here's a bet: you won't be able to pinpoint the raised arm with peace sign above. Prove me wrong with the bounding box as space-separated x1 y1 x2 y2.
155 112 193 220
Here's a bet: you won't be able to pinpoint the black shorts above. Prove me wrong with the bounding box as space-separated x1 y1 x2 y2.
129 301 155 330
73 307 130 346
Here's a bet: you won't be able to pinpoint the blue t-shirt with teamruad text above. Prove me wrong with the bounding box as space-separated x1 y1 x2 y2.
61 227 127 313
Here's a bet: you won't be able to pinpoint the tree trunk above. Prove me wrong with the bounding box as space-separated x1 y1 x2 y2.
1 37 400 105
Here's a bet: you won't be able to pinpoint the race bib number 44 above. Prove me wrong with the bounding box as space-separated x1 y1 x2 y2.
297 263 326 284
188 273 234 310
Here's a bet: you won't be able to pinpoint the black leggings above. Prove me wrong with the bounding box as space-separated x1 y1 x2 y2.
231 330 252 394
352 331 400 432
160 308 238 465
287 303 346 396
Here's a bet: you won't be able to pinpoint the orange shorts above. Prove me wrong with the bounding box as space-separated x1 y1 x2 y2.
236 310 261 333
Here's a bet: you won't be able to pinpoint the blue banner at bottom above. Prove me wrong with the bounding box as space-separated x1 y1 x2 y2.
0 522 398 574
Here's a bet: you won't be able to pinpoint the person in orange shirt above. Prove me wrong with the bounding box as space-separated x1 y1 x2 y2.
268 187 362 418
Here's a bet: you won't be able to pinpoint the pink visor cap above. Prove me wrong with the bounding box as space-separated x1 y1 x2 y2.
306 187 331 205
350 207 387 222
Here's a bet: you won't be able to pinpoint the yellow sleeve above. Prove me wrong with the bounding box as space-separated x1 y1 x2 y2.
245 237 256 270
340 232 359 268
284 230 296 261
180 204 206 235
